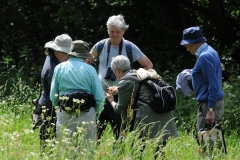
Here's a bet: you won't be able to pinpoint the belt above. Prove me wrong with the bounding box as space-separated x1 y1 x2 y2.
198 98 223 103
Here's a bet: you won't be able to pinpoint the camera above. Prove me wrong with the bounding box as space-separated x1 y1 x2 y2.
104 67 116 81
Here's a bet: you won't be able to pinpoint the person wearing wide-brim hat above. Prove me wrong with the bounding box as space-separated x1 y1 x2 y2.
50 40 105 154
37 34 72 151
180 27 225 154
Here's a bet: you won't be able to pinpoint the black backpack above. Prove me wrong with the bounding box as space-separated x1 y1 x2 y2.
121 74 177 113
97 38 134 69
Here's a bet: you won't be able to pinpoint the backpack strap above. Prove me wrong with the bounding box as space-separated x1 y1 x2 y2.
125 40 134 69
120 74 142 109
121 74 142 132
97 38 108 56
97 39 134 69
96 38 108 72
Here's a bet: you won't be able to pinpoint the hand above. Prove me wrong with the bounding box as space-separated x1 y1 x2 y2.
108 86 118 95
205 111 215 124
104 92 114 103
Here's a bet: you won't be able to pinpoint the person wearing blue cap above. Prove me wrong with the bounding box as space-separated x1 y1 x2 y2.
180 27 224 134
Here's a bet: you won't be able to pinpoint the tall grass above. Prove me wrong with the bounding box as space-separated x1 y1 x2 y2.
0 77 240 159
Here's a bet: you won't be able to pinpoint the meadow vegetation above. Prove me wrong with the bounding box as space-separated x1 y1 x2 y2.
0 68 240 160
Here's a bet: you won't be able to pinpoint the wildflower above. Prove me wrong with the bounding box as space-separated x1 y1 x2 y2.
75 109 80 115
80 99 85 104
63 129 71 135
73 98 81 104
24 129 34 134
59 96 69 101
54 94 58 97
64 107 71 111
46 116 52 121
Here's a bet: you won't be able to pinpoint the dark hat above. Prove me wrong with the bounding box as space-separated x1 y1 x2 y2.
68 40 93 59
180 27 207 45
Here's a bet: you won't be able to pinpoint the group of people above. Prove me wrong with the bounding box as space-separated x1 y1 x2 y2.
36 14 225 158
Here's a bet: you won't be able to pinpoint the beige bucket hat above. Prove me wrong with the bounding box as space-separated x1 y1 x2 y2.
44 34 72 54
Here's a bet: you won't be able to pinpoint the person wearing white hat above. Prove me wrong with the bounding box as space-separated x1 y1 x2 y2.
37 34 72 150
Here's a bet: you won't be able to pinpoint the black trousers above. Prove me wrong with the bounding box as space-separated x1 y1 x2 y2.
97 95 122 140
39 106 56 148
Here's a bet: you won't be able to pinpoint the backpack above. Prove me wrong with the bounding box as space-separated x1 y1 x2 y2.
97 38 134 69
121 74 177 113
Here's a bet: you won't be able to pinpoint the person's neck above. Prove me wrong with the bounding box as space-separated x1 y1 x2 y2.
110 39 122 47
54 51 67 62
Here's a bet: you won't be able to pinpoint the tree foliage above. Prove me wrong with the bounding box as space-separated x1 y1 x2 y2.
0 0 240 85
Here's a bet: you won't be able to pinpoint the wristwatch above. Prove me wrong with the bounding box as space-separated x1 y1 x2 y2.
208 108 215 112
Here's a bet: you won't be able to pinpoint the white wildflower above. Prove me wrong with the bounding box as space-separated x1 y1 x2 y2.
80 99 85 104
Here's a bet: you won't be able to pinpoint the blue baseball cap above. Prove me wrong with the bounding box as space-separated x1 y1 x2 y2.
180 27 207 45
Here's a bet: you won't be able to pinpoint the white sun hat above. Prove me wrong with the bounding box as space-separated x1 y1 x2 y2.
44 34 72 54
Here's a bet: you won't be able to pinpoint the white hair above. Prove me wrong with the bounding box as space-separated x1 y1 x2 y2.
106 14 129 31
111 55 131 73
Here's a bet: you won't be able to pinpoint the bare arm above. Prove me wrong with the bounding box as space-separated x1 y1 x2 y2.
86 49 98 65
137 55 153 70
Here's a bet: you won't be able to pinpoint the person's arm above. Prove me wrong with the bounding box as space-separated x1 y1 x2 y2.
200 54 218 124
137 55 153 70
90 67 105 118
86 49 98 65
110 80 137 115
50 68 60 106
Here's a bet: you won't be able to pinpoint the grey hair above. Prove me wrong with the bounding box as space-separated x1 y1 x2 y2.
106 14 129 32
111 55 131 73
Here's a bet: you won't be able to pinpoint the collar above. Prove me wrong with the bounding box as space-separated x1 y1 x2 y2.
50 53 60 64
195 43 208 58
68 56 84 62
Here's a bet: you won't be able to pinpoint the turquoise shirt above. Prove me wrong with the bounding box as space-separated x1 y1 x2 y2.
50 57 105 117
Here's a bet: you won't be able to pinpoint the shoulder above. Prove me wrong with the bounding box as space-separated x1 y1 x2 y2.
119 71 138 85
123 39 135 47
91 38 109 50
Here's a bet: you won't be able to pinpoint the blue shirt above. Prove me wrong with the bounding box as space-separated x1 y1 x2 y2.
39 53 60 107
192 43 224 107
50 57 105 117
92 38 144 92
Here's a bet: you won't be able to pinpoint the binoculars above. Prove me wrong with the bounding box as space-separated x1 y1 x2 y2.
104 67 116 81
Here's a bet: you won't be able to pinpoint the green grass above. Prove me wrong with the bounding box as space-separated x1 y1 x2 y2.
0 105 240 160
1 77 240 159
